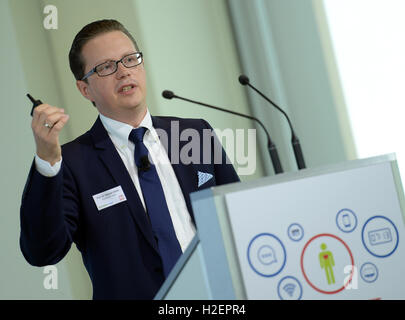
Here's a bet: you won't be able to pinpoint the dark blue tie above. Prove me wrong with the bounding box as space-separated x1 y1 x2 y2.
129 127 182 277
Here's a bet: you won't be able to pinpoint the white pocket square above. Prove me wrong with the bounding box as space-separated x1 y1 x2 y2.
197 171 213 188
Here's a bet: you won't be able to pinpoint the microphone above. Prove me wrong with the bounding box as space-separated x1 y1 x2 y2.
239 75 306 170
138 155 151 172
162 90 283 174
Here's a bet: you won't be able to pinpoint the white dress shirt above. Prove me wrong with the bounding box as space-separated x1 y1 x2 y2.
35 110 196 253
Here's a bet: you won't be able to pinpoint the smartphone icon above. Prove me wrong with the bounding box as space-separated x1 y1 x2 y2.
342 213 351 228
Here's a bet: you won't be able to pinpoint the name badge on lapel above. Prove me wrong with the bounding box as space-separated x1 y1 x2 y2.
92 185 127 211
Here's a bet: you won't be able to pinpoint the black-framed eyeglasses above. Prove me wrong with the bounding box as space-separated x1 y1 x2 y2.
81 52 143 81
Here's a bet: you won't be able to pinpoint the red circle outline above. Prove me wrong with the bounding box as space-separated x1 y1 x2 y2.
300 233 355 295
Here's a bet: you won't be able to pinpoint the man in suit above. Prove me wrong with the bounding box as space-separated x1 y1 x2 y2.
20 19 240 299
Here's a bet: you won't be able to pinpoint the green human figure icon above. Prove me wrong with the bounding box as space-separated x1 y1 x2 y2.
319 243 335 285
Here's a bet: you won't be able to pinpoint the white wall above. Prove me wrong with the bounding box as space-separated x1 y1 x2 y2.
1 0 75 299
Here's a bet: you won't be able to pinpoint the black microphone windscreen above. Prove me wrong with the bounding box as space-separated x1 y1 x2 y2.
238 75 250 86
162 90 175 99
139 155 151 172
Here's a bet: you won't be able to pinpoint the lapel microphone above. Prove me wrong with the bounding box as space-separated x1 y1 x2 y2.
138 155 151 172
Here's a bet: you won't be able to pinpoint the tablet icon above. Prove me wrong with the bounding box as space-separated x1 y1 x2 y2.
368 228 392 246
336 209 357 233
342 214 351 228
362 216 399 258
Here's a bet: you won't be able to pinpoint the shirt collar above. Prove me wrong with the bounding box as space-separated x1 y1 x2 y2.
99 109 158 150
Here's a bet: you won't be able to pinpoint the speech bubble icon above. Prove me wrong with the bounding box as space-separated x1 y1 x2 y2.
258 245 277 265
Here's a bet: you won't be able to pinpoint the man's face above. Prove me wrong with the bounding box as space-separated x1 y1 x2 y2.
77 31 147 117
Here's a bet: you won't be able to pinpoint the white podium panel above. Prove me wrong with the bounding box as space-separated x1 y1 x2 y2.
156 154 405 300
225 157 405 299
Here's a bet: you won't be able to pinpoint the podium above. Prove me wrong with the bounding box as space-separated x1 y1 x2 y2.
155 154 405 300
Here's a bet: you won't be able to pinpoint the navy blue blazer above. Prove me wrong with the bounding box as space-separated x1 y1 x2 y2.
20 115 240 299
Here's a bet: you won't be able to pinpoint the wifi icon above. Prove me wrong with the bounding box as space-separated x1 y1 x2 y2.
283 283 296 297
278 276 302 300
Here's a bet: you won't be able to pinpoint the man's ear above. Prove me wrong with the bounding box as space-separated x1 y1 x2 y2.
76 80 94 103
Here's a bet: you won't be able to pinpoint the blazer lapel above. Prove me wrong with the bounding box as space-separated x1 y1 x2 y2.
152 116 198 222
88 117 159 253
